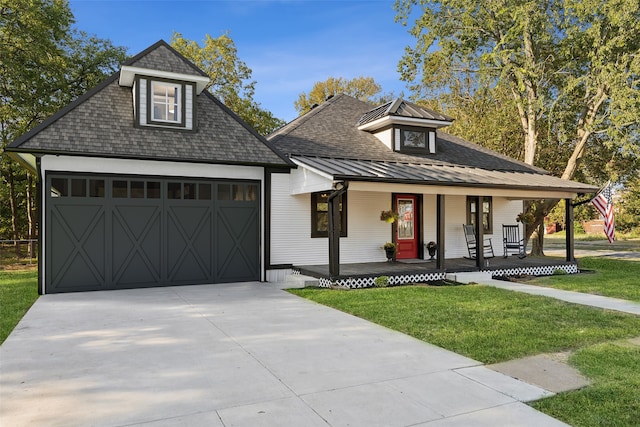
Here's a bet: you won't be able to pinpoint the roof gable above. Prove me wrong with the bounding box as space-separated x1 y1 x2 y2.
8 41 290 168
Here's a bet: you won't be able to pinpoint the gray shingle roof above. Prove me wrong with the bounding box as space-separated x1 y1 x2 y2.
269 94 598 193
8 40 291 168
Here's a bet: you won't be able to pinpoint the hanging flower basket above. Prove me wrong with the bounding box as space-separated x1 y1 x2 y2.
380 210 399 224
516 212 535 225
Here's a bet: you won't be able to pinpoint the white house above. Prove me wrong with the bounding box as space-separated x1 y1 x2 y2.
6 41 598 293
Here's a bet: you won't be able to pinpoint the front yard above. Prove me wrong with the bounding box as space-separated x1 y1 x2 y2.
0 269 39 344
530 257 640 302
291 256 640 427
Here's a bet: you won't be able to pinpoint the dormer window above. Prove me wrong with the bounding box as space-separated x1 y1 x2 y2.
396 127 437 154
151 81 181 123
119 65 210 132
133 77 193 130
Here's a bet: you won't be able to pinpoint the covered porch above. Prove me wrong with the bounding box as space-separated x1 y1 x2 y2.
294 255 578 288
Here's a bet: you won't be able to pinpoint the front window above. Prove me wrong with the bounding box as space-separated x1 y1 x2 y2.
151 81 181 123
311 192 347 238
467 196 493 234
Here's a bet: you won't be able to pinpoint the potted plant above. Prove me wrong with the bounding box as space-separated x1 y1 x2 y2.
426 241 437 260
383 242 397 262
380 210 399 224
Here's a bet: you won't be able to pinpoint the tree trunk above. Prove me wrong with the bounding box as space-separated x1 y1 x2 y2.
7 167 21 258
561 88 607 180
524 199 561 256
26 174 36 258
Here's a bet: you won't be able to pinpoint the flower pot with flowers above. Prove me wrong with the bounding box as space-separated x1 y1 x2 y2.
380 210 399 224
516 211 535 225
383 242 397 262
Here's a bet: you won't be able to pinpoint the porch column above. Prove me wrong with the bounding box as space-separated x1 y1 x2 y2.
436 194 445 270
328 182 348 279
474 196 485 270
565 198 575 262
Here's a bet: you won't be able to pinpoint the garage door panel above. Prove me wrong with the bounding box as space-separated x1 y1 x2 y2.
49 204 106 291
112 206 162 286
216 205 259 282
166 205 212 282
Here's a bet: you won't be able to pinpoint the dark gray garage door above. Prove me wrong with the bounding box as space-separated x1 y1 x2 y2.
46 174 260 293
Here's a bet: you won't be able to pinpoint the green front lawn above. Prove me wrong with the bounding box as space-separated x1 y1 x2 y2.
532 340 640 426
0 269 39 344
290 285 640 364
530 257 640 302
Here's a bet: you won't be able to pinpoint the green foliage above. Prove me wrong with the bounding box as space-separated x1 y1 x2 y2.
616 173 640 233
395 0 640 254
532 341 640 426
374 276 390 288
290 285 640 364
170 32 285 135
0 0 127 240
294 76 391 114
0 269 38 344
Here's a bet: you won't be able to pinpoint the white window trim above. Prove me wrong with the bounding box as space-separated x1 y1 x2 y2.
151 81 181 124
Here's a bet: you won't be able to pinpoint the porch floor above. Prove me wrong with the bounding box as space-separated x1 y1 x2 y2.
294 256 577 288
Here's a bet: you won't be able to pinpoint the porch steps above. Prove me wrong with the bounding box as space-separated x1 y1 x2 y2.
447 271 493 284
270 273 320 290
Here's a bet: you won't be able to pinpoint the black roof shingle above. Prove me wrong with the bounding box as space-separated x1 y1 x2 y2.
268 94 598 193
7 40 291 168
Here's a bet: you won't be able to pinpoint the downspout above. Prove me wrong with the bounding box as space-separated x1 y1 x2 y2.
328 181 348 280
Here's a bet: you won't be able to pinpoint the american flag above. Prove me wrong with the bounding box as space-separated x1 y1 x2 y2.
591 181 615 243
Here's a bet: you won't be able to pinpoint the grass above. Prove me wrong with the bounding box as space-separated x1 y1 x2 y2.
0 269 39 344
290 285 640 364
532 340 640 426
529 257 640 302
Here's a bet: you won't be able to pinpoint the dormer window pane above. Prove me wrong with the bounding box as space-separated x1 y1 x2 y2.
152 81 180 123
403 130 426 148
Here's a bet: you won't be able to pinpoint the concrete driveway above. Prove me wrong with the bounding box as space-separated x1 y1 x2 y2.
1 282 566 426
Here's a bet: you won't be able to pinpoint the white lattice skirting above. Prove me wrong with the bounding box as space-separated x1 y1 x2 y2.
491 264 578 278
295 263 578 289
317 272 446 289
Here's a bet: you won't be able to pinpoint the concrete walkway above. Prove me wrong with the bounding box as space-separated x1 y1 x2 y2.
1 282 565 427
453 272 640 316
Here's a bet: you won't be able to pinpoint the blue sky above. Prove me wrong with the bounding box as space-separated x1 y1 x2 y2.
69 0 418 122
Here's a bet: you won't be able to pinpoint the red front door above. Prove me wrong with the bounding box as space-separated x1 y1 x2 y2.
394 194 419 259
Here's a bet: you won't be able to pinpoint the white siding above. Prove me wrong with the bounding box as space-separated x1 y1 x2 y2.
372 128 393 150
271 178 397 265
41 156 263 180
271 173 526 266
138 78 147 125
185 84 193 130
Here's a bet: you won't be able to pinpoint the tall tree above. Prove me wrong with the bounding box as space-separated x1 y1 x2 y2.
294 76 391 114
396 0 640 253
1 0 126 249
170 32 285 135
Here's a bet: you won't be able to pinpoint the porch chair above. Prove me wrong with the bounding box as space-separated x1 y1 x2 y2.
462 224 495 259
502 224 526 258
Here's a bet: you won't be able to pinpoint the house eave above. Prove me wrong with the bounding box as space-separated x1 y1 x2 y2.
357 116 453 132
119 65 210 94
4 151 38 175
339 175 598 197
4 147 293 170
